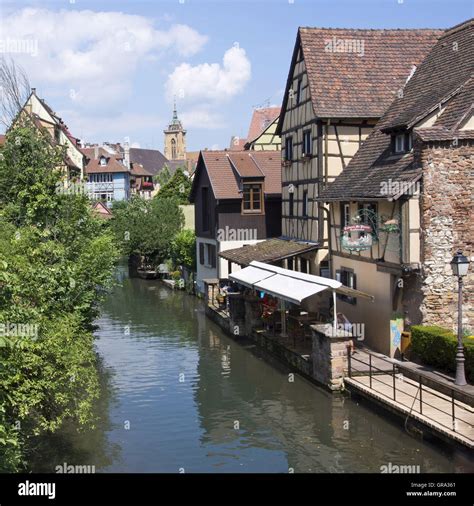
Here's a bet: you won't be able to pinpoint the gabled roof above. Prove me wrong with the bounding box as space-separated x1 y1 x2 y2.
246 107 281 143
382 19 474 132
318 19 474 202
277 27 442 133
83 147 129 174
190 150 281 201
129 147 168 176
130 162 153 177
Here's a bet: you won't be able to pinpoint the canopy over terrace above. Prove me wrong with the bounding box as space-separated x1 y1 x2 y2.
229 261 374 333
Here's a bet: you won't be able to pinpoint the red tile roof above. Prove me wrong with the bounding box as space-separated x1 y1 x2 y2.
229 137 247 151
83 147 129 174
278 27 442 132
319 19 474 201
193 150 282 200
246 107 281 142
227 152 264 178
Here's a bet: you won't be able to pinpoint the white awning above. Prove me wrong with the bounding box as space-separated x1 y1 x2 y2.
254 274 328 305
229 260 374 304
228 265 274 288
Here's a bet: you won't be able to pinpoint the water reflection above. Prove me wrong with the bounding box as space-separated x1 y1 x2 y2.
31 265 474 473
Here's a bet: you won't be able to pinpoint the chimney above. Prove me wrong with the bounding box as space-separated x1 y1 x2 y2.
94 146 99 159
124 141 130 170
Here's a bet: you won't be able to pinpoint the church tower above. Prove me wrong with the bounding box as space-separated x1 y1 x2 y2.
164 101 186 161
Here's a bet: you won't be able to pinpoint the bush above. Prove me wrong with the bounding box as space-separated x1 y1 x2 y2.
411 325 474 382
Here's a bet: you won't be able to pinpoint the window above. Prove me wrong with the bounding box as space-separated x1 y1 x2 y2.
242 183 263 213
303 130 312 156
54 126 61 144
171 138 177 159
393 132 413 153
296 79 302 104
202 187 210 231
289 191 294 217
285 136 293 161
358 202 378 234
206 244 216 268
341 202 350 227
336 268 357 305
303 190 308 217
199 243 205 265
300 258 309 274
100 156 107 167
394 134 405 153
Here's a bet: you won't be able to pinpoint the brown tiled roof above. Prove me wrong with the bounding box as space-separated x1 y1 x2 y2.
130 162 153 177
319 19 473 201
229 137 247 151
247 107 281 142
277 27 442 133
0 134 5 147
83 147 129 174
227 152 264 178
91 201 113 219
191 150 282 201
219 238 319 266
383 19 474 131
250 151 282 194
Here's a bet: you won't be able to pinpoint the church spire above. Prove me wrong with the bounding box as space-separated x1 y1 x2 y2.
173 96 178 121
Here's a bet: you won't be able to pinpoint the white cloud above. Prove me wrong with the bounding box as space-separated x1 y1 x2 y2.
165 45 251 104
179 107 227 129
60 110 165 144
1 8 208 109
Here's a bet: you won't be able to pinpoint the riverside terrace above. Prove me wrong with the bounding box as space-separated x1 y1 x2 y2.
203 262 474 451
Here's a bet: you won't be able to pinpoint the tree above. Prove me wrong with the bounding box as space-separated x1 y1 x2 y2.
171 229 196 270
111 196 184 267
156 168 192 204
0 57 30 128
0 125 119 471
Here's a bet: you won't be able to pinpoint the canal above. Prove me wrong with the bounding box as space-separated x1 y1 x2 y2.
31 264 472 473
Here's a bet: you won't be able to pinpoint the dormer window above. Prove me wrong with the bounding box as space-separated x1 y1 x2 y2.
99 156 107 166
393 132 412 154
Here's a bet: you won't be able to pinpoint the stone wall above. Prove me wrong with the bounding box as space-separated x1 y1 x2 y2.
418 139 474 333
311 324 352 390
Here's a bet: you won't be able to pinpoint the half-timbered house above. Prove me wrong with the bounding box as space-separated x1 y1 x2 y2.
275 27 442 276
190 150 282 294
318 19 473 355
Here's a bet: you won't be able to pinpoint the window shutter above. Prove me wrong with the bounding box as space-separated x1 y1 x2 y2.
199 243 204 265
211 245 216 268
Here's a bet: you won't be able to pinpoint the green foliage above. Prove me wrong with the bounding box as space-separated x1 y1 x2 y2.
154 165 171 187
411 325 474 382
110 196 184 267
156 168 192 204
0 125 119 471
170 229 196 270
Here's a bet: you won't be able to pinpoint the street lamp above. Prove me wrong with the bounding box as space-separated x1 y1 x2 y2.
450 251 470 386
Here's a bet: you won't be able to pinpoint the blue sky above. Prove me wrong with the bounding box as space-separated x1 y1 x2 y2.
1 0 472 152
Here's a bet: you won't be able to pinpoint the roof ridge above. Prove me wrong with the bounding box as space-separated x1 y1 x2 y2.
442 17 474 37
299 26 443 32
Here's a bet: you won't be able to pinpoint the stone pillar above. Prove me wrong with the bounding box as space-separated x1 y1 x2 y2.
311 324 352 391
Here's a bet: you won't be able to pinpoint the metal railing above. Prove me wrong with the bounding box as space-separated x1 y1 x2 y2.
347 350 473 441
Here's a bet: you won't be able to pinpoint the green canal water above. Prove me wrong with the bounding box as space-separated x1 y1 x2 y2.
30 264 473 473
